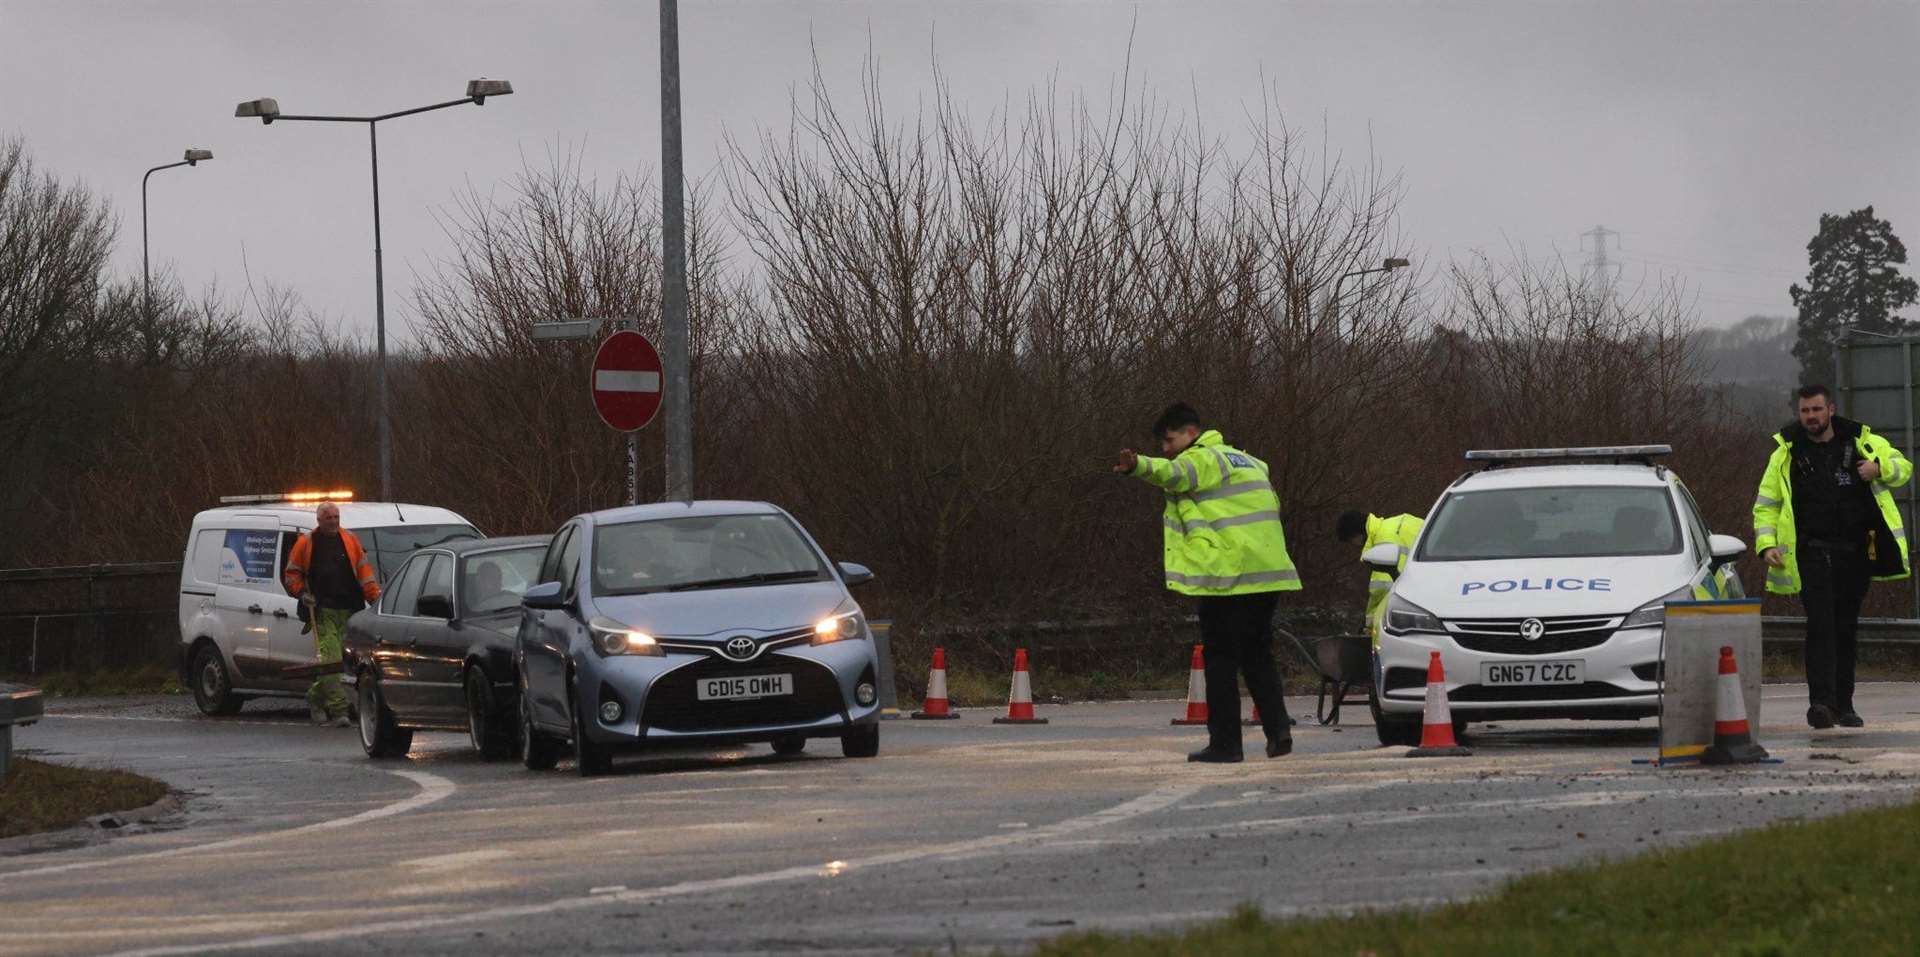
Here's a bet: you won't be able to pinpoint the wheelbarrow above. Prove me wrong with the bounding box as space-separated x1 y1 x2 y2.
1280 629 1372 725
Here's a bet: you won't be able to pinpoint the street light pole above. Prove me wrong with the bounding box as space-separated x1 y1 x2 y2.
1329 257 1412 336
660 0 693 503
235 80 513 503
141 149 212 360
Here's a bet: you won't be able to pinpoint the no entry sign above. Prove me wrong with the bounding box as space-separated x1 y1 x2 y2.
591 330 664 432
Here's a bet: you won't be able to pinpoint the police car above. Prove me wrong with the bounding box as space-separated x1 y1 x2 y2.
1364 446 1746 746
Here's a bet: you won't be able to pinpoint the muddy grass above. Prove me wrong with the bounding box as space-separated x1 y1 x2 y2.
0 758 169 839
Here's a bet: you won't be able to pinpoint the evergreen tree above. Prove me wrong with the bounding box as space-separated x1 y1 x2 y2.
1791 206 1918 385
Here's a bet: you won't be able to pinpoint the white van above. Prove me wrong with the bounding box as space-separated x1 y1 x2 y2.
178 496 480 715
1366 447 1747 745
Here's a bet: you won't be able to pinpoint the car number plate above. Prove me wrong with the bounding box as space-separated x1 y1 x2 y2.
1479 660 1585 686
696 674 793 701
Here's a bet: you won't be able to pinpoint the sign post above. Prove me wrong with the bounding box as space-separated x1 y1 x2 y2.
590 326 665 506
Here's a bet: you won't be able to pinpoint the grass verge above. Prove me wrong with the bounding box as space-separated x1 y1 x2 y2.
1 664 184 697
1028 796 1920 957
0 758 170 839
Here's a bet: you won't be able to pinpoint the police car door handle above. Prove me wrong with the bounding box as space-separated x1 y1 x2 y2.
247 604 263 615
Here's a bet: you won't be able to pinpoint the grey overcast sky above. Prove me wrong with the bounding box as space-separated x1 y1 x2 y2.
3 1 1915 341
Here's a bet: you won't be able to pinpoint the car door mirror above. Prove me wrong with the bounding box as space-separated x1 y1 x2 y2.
1708 534 1747 569
417 593 454 620
837 562 875 587
522 580 568 610
1361 543 1403 579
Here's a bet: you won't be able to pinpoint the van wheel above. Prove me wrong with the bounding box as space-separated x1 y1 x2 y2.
519 682 561 771
1370 683 1421 747
841 723 879 758
465 668 515 760
357 674 413 759
191 644 243 716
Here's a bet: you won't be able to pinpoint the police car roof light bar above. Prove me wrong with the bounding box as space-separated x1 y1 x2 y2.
1465 446 1673 469
218 490 357 505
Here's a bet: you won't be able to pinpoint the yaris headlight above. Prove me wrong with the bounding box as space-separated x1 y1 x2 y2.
1620 585 1695 630
589 617 663 657
812 599 865 646
1385 594 1445 635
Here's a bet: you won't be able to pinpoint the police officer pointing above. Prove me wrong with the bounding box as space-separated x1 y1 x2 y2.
1115 403 1300 763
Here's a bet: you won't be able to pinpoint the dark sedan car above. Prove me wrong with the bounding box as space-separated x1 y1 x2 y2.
517 501 882 776
343 535 548 759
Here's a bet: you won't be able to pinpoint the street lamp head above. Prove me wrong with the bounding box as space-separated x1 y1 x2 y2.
183 148 213 165
1383 257 1411 269
466 78 513 104
234 97 282 124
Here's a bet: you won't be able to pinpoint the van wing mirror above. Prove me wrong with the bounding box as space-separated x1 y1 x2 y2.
416 593 453 620
521 581 567 609
1708 534 1746 569
837 562 875 587
1361 543 1404 579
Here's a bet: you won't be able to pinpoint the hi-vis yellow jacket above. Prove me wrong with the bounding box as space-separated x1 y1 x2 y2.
1362 513 1425 622
1753 418 1912 595
1129 430 1301 596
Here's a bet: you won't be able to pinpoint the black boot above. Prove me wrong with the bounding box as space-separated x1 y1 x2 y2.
1265 735 1293 758
1187 747 1243 763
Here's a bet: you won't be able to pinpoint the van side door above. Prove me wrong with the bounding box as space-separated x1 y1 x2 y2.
207 517 287 687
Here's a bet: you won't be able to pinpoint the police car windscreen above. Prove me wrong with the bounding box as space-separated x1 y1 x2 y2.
592 513 829 596
1417 486 1683 561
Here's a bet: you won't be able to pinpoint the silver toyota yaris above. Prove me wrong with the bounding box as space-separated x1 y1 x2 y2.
515 500 882 775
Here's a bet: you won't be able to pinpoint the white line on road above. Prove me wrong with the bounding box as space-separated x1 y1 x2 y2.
96 780 1204 957
0 769 456 882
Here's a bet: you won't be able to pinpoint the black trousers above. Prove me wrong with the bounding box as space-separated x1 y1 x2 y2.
1798 545 1869 713
1196 592 1291 753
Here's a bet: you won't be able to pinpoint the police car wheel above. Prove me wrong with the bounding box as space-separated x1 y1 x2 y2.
519 682 561 771
771 734 806 756
357 674 413 759
1369 684 1421 747
841 723 880 759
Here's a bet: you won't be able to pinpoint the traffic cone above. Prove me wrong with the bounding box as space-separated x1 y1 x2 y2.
1244 700 1298 728
993 649 1049 725
1407 651 1471 757
910 647 961 720
1703 645 1768 765
1171 645 1208 726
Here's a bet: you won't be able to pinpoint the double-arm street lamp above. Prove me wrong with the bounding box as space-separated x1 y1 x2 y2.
142 148 214 350
1330 257 1411 336
233 79 515 502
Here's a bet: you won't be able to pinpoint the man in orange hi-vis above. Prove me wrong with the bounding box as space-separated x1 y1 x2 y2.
283 502 381 726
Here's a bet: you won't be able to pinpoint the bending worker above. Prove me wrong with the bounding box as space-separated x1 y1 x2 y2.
1336 510 1424 641
1114 402 1300 763
282 502 382 727
1754 384 1911 730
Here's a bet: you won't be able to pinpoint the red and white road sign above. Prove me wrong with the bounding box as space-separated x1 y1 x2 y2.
590 330 664 432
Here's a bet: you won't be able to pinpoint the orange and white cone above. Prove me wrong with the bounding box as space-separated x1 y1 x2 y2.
1703 645 1768 765
1407 651 1471 757
993 648 1049 725
1171 645 1208 726
910 647 961 720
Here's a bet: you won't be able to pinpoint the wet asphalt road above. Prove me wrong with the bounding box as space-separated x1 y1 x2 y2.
4 685 1920 956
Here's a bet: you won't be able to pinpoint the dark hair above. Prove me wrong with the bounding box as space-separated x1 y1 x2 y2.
1796 384 1833 404
1152 402 1202 439
1335 510 1369 543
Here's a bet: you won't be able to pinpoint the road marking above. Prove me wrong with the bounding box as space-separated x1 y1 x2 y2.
403 848 512 871
95 780 1203 957
0 769 456 882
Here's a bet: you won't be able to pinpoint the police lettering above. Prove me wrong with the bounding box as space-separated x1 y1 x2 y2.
1461 577 1611 596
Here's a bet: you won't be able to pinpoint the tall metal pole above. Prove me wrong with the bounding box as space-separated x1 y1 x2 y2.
141 171 153 351
660 0 693 503
369 122 393 502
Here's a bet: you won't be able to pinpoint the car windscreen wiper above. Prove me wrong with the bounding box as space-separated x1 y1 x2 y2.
667 569 822 592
